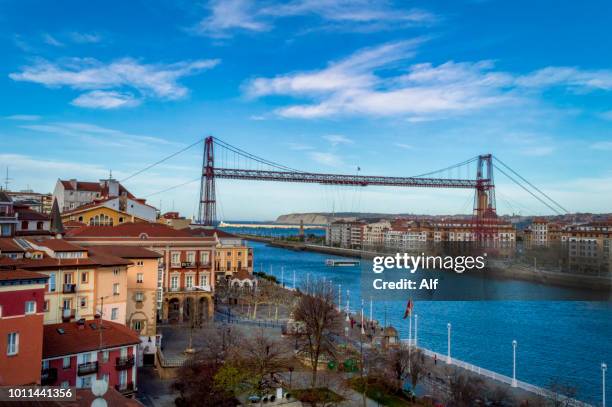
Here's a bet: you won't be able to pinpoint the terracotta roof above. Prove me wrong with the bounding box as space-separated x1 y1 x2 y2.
0 269 47 282
187 227 238 238
67 222 196 238
0 256 20 268
0 238 24 252
15 206 50 221
59 180 135 199
43 320 140 359
87 245 162 259
17 256 98 270
26 238 87 252
61 197 114 215
87 252 132 267
232 269 254 280
63 220 87 228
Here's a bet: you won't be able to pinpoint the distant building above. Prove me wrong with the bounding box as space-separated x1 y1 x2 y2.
158 211 191 230
0 269 47 385
62 201 154 225
561 220 611 274
6 190 53 214
325 220 365 249
15 205 52 237
0 191 17 237
41 319 140 394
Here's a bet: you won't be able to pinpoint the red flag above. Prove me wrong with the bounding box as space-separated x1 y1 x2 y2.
403 299 413 319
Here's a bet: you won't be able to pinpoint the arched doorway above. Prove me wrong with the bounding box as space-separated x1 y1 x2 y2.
183 297 194 324
168 298 180 323
198 297 210 324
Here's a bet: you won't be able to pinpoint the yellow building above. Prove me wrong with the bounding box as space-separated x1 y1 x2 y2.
62 204 149 226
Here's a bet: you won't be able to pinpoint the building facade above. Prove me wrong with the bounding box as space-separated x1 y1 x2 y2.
0 269 47 385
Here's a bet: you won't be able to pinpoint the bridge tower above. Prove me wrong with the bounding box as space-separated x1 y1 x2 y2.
473 154 497 240
198 136 216 226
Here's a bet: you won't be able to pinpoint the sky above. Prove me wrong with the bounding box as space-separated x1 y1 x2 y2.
1 0 611 221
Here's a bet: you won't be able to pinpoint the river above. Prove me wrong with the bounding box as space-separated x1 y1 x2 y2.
222 226 611 404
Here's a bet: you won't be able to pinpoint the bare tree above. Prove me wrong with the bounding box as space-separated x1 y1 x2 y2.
293 280 343 388
447 371 485 407
546 378 579 407
408 347 427 390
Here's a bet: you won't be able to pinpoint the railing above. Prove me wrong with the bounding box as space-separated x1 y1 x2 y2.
77 361 98 376
115 356 135 370
62 283 76 293
169 287 180 292
417 348 592 407
115 382 134 394
61 308 75 321
40 368 57 385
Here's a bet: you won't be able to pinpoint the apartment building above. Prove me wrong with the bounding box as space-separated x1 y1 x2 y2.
0 269 47 385
6 190 53 214
325 220 365 249
362 220 391 248
0 191 17 237
41 319 140 395
561 221 611 274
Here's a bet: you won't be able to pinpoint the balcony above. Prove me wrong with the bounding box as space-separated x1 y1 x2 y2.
169 287 180 292
115 382 134 395
115 356 135 370
40 368 57 385
62 283 76 293
181 261 195 268
77 361 98 376
61 308 75 322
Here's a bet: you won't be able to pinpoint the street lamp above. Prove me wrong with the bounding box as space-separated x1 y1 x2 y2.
414 314 418 348
603 362 607 407
512 340 518 388
447 323 452 364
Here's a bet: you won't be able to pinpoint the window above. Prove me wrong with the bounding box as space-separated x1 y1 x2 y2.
120 347 128 358
43 300 49 312
199 274 208 287
64 273 73 284
102 373 109 383
37 221 43 230
111 308 118 320
227 251 231 256
113 283 120 295
79 376 92 388
81 272 88 284
119 370 128 386
136 260 144 266
171 252 180 267
7 333 18 355
101 350 109 363
133 320 142 332
42 360 49 369
136 273 144 283
200 252 209 264
0 305 2 318
80 297 87 308
186 275 193 289
186 252 195 264
135 292 144 302
170 276 179 290
237 261 242 270
25 301 36 314
21 220 28 230
113 268 119 276
63 357 71 369
49 273 56 292
226 261 231 270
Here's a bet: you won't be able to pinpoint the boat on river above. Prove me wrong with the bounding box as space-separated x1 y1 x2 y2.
325 259 360 267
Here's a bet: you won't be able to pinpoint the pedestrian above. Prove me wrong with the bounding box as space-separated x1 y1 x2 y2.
434 354 437 365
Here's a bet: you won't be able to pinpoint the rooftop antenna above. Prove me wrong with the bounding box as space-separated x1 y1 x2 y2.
109 169 113 179
3 167 12 191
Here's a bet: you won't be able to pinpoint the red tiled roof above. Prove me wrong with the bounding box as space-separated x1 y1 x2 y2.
15 206 50 221
61 197 115 215
0 256 20 268
67 222 196 238
87 252 132 267
0 269 48 282
0 238 24 252
187 227 238 238
59 180 135 199
2 388 143 407
26 238 87 252
43 320 140 359
17 256 99 270
87 245 162 259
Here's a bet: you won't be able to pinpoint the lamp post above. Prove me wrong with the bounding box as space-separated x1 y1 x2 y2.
338 284 342 312
447 323 452 364
512 340 518 387
345 289 350 322
414 314 418 348
603 362 607 407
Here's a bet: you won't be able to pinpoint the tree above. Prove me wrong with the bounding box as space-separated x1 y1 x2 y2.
407 347 426 390
293 280 342 388
172 359 237 407
447 371 485 407
546 378 579 407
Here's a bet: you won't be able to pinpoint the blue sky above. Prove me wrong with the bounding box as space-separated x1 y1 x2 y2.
1 0 611 220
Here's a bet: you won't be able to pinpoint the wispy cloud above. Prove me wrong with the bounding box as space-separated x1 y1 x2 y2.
4 115 41 121
323 134 352 146
245 41 612 120
394 143 414 150
9 57 220 108
42 33 64 47
19 121 177 148
71 90 140 109
69 32 103 44
194 0 434 38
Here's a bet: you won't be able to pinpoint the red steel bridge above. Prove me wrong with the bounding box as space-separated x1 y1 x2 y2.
196 136 566 240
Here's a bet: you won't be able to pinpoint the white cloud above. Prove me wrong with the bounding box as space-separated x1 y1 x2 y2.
9 57 220 108
394 143 414 150
4 115 41 121
194 0 434 38
71 90 140 109
323 134 352 146
309 151 345 167
246 41 612 120
515 67 612 91
194 0 270 38
42 33 64 47
19 121 177 148
69 32 102 44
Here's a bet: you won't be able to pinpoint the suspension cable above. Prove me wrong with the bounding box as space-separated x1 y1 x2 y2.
120 138 204 183
142 177 200 198
214 137 303 173
493 164 563 215
410 156 480 178
493 156 568 214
